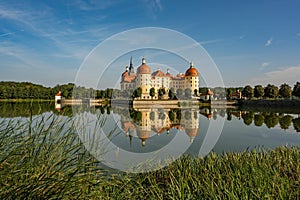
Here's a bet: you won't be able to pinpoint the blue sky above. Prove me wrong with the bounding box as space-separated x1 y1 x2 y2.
0 0 300 88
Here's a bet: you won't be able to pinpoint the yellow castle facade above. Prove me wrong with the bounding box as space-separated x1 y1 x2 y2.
120 57 200 99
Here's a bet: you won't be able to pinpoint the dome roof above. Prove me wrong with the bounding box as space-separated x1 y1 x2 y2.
185 128 198 137
185 62 199 77
137 64 151 74
137 58 151 74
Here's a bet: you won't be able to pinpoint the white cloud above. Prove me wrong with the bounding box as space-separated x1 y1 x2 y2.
0 31 15 37
265 37 273 46
260 62 271 70
250 66 300 86
200 39 223 45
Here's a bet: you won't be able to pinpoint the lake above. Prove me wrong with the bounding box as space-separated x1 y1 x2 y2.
1 101 300 172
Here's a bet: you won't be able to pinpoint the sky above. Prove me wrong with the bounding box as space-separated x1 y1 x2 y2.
0 0 300 88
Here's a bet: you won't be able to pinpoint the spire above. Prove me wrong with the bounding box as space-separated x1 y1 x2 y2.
142 57 146 64
129 56 134 74
190 61 194 68
126 65 128 71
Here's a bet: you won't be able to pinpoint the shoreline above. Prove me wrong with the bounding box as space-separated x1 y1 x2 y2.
0 99 54 102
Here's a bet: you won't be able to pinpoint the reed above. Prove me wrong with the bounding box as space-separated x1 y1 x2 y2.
0 115 299 199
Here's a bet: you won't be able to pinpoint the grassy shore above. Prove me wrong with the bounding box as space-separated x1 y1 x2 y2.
0 99 54 102
0 116 299 199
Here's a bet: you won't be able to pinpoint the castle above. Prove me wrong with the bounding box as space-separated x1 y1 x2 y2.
120 57 200 99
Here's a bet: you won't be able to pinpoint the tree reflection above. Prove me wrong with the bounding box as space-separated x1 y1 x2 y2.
292 117 300 132
264 113 279 128
226 110 232 121
254 114 264 127
242 112 254 126
279 115 293 130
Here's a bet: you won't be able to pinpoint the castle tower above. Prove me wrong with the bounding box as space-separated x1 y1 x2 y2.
136 57 151 99
184 61 199 96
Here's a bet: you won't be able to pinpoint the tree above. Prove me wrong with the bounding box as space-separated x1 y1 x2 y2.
150 111 155 121
149 88 155 99
254 114 264 126
242 112 253 126
194 89 198 97
264 113 279 128
242 85 254 99
254 85 264 98
106 88 113 99
292 117 300 132
158 88 166 98
168 89 175 99
292 82 300 98
279 115 293 130
132 87 142 99
168 111 175 121
176 88 183 99
226 88 235 100
264 84 279 99
279 83 292 98
184 88 192 99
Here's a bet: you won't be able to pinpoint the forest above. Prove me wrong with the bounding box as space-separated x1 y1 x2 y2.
0 81 300 100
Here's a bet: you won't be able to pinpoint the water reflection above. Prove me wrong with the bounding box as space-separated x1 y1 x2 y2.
118 107 202 146
1 101 300 134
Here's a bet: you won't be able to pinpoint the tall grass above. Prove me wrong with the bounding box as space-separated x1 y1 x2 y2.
0 114 299 199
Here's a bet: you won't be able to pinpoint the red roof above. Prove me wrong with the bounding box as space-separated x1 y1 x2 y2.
152 69 166 77
137 64 151 74
185 67 199 77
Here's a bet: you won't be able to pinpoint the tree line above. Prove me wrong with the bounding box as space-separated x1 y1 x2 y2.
0 81 114 100
228 82 300 100
1 81 300 100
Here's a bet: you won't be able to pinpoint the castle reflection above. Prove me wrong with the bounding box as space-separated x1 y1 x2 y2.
113 106 215 146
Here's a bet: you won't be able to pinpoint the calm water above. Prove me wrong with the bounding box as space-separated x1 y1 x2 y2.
1 101 300 157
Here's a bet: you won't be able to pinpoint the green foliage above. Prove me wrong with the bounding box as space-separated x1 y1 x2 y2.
254 114 264 127
194 89 198 96
254 85 264 98
279 83 292 98
292 117 300 132
132 87 142 99
264 84 279 99
0 102 53 118
0 81 54 99
176 88 183 99
130 109 142 122
150 111 155 121
279 115 293 130
168 89 176 99
149 87 155 99
158 88 166 98
226 88 235 99
168 111 175 121
1 116 299 199
184 88 192 99
292 82 300 98
264 113 279 128
242 85 254 99
242 112 254 126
